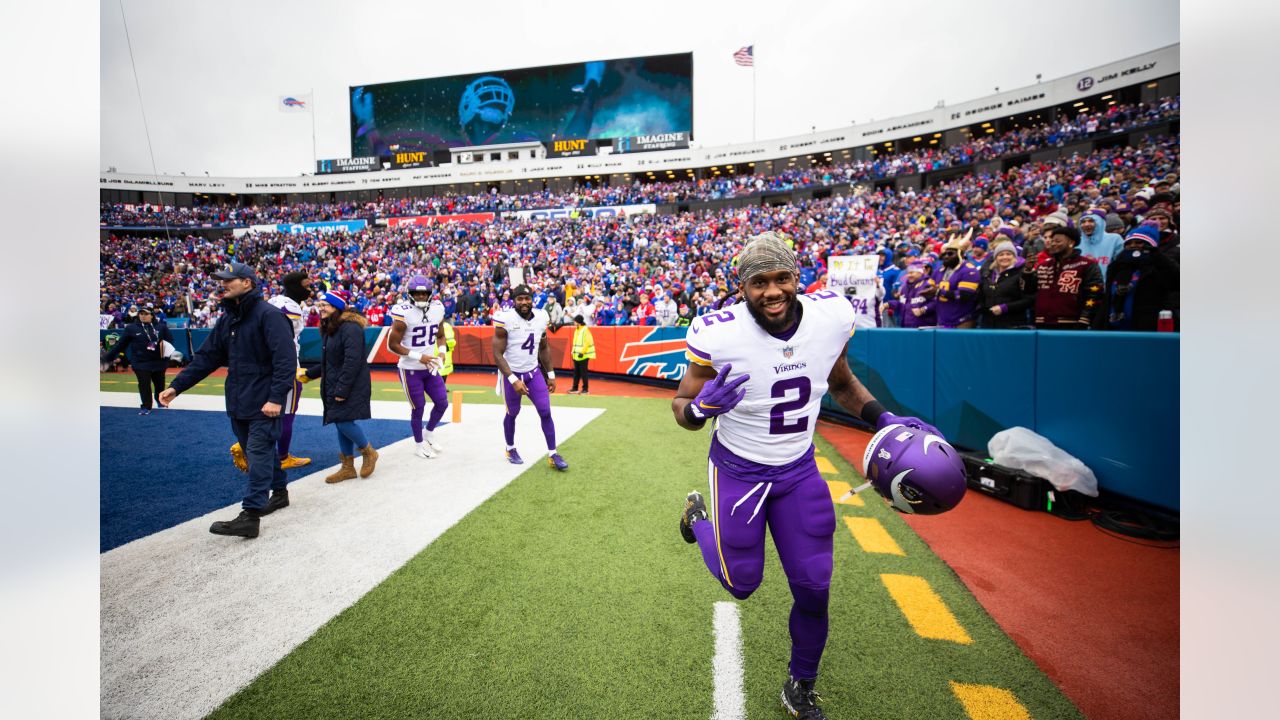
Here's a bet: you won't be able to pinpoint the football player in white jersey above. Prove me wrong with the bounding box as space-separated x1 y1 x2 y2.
231 270 311 478
388 275 449 459
492 284 567 470
673 232 944 720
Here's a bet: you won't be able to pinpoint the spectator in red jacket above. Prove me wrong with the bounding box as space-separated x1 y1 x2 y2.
1026 226 1104 330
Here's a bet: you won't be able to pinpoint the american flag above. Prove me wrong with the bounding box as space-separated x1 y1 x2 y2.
733 45 753 67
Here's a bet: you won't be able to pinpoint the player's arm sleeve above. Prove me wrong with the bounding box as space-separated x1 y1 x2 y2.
956 267 981 300
265 311 297 405
169 322 227 393
684 320 713 367
492 326 512 376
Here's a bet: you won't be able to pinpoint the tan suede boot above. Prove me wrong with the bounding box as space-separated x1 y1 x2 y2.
359 444 379 478
325 454 357 484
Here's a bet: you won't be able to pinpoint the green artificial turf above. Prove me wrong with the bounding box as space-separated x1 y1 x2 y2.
100 374 1081 719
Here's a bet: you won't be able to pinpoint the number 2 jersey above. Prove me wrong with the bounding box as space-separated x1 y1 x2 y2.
493 307 550 373
685 291 856 465
390 300 445 371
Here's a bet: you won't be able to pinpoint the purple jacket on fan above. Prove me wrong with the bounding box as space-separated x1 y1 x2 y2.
897 274 936 328
931 261 982 328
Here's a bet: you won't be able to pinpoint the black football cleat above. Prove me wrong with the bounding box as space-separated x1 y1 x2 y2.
781 675 827 720
260 489 289 516
209 510 260 538
680 491 707 544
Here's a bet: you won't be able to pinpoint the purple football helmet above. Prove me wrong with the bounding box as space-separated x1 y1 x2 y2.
862 423 966 515
406 275 433 307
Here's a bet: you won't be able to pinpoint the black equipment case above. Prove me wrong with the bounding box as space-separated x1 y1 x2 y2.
960 452 1088 519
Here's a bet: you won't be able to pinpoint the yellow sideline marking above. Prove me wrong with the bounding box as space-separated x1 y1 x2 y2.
844 517 904 555
881 574 972 644
815 455 839 475
826 480 865 506
949 682 1031 720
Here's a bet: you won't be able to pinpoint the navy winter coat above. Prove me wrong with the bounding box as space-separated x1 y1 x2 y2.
303 311 372 425
102 320 174 372
169 289 297 419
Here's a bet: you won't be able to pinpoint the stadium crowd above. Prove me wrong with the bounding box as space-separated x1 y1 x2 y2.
101 129 1179 334
100 98 1179 228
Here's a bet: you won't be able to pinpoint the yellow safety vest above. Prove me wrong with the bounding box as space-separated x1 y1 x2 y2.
571 325 596 361
440 321 456 376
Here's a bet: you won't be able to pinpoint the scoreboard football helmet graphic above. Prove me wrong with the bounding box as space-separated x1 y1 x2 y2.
458 76 515 145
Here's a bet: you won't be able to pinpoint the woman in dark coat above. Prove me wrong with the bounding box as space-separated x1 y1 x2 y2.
299 290 377 482
100 305 174 414
979 241 1036 329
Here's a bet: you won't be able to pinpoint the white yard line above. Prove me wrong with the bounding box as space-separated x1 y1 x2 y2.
712 600 746 720
99 391 603 720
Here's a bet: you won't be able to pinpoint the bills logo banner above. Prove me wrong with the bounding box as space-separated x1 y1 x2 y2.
279 94 311 113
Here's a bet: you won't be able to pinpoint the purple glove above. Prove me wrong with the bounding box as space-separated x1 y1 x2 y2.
688 363 751 420
877 412 943 439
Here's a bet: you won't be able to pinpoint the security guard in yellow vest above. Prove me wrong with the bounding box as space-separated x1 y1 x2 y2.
568 314 595 395
439 319 457 380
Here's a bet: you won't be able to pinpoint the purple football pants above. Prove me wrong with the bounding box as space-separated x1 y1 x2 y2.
501 369 557 451
691 438 835 680
276 378 303 460
400 367 448 443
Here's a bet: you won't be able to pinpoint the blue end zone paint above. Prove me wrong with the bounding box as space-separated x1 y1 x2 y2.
101 408 416 552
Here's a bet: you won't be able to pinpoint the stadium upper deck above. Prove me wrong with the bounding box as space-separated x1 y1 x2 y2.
100 45 1177 209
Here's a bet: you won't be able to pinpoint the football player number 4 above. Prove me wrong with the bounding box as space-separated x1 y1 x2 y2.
521 333 537 354
770 377 811 434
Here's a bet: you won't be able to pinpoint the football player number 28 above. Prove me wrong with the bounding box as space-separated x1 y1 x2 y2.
770 377 811 434
520 334 537 354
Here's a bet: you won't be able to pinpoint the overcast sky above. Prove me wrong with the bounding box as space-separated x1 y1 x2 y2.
100 0 1178 177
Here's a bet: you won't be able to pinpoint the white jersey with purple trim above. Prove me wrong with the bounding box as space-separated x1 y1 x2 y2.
390 300 445 370
267 295 304 362
494 307 549 373
685 291 856 465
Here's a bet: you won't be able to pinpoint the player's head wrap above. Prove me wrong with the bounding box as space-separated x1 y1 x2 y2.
282 271 310 303
736 231 796 282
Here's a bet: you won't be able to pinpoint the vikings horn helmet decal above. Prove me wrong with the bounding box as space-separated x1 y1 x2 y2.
862 424 967 515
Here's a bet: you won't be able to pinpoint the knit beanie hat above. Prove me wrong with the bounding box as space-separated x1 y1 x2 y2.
321 289 349 311
991 241 1018 258
1042 211 1070 228
1125 225 1160 248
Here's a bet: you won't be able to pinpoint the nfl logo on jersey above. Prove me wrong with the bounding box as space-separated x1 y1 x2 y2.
782 345 795 359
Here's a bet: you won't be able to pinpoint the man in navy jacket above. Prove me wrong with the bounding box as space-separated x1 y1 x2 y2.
159 262 298 539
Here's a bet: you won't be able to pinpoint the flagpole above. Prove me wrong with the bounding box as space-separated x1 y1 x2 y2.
310 88 318 170
752 46 757 142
